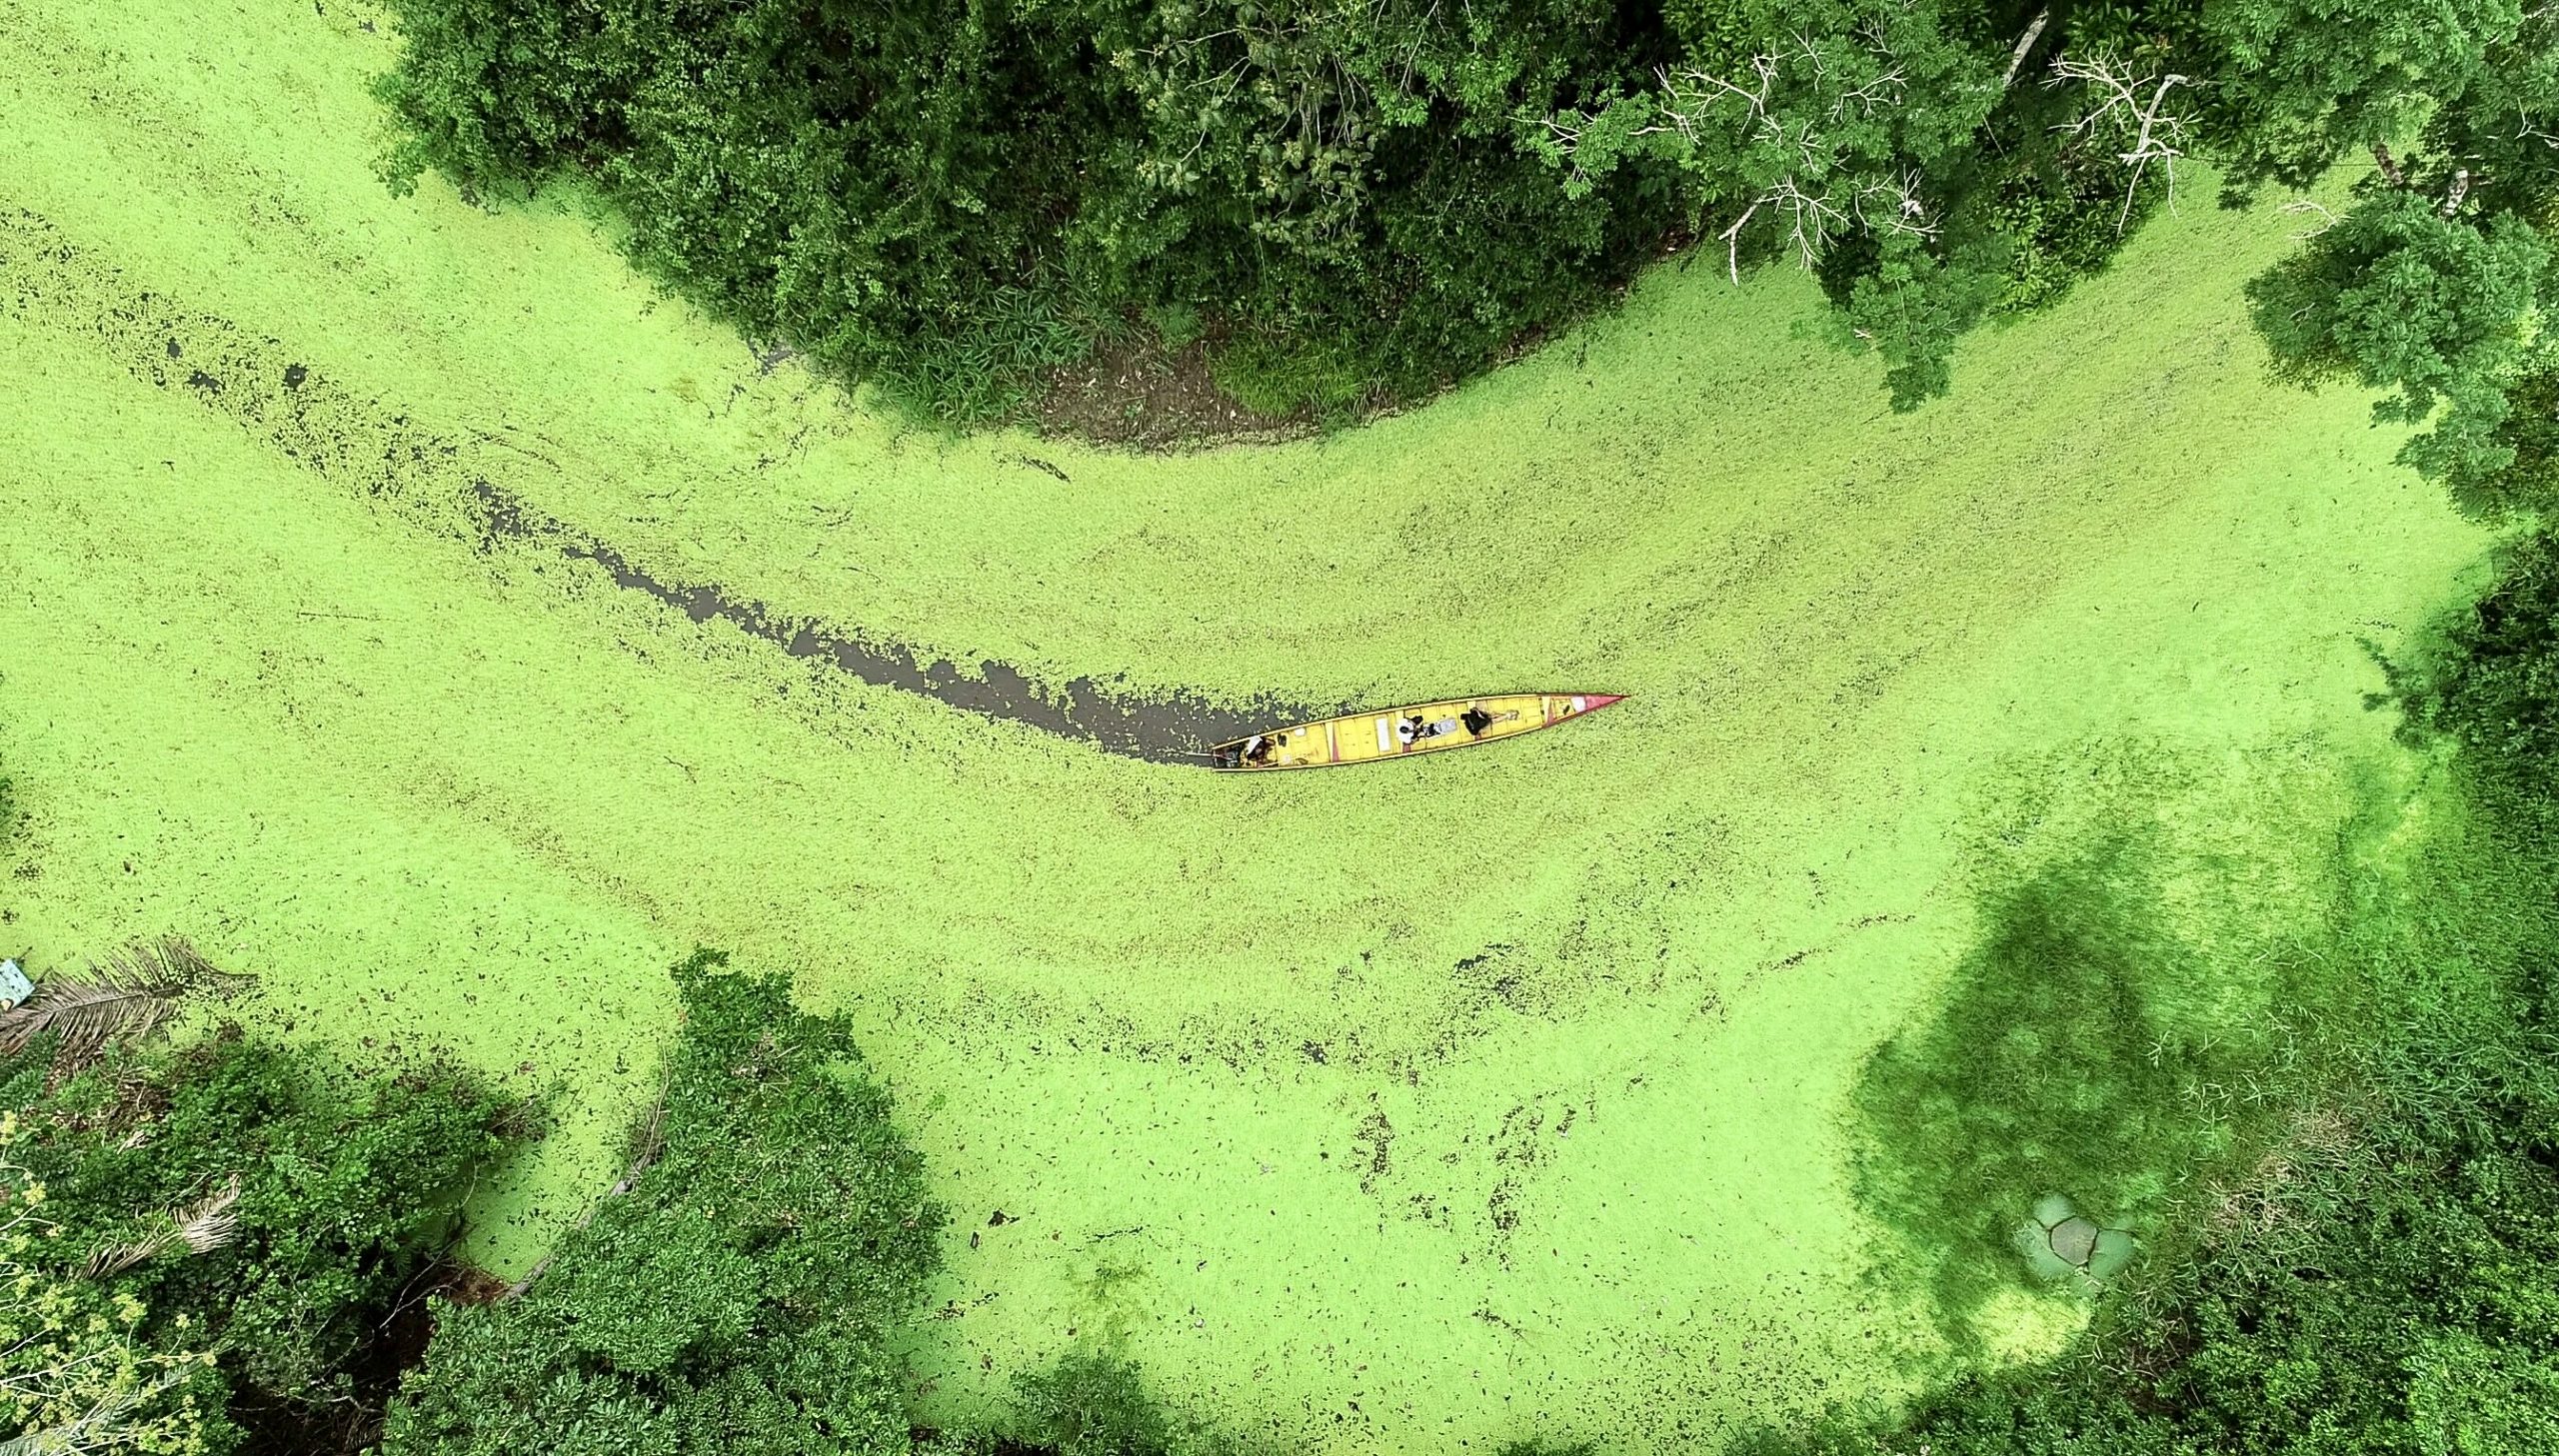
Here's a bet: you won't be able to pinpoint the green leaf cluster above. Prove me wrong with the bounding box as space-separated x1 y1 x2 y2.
2243 5 2559 518
2386 530 2559 781
381 951 945 1456
2 1026 531 1451
2184 0 2527 190
373 0 1678 424
4 1111 220 1456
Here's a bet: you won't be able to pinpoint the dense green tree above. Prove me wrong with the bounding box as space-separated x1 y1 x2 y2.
2178 0 2525 190
2495 346 2559 518
379 0 2556 427
382 951 944 1456
3 1000 530 1452
2384 529 2559 771
2248 196 2550 505
375 0 1678 423
48 1043 522 1402
2244 3 2559 518
1534 0 2022 409
1009 1354 1179 1456
1541 0 2554 413
2 1126 225 1456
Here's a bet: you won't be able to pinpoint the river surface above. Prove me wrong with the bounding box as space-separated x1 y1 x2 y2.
1 207 1327 762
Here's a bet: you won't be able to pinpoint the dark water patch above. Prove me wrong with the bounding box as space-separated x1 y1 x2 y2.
537 501 1322 762
0 208 1325 763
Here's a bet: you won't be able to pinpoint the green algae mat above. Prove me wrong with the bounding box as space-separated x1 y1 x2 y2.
0 2 2494 1449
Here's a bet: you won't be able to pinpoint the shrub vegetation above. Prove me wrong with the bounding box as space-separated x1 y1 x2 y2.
381 951 945 1456
2 1010 531 1453
372 0 2553 429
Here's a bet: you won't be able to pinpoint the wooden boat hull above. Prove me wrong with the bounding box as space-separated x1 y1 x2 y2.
1210 694 1624 770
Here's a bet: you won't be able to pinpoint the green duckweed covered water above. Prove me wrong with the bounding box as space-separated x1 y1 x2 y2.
0 1 2493 1449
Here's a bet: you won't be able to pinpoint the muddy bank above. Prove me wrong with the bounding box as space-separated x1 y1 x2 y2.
1 210 1325 762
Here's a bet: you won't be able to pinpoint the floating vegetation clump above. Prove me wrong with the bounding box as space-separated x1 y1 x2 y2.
2013 1192 2136 1288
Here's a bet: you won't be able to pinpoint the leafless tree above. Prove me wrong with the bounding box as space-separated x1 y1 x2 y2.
2048 50 2193 233
1598 27 1929 283
2000 8 2050 91
2279 198 2341 239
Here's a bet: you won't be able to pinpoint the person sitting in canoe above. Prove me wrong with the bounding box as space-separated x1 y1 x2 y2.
1240 732 1278 766
1399 712 1482 747
1459 703 1518 737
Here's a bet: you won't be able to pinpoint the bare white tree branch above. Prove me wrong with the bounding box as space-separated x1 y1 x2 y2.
1536 18 1939 284
2279 198 2340 239
2002 9 2051 91
1719 199 1760 284
2049 51 2192 233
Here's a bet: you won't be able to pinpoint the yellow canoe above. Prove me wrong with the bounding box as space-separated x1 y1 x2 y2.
1209 693 1625 770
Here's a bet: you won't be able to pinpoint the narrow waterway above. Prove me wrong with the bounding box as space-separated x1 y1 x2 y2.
1 209 1326 762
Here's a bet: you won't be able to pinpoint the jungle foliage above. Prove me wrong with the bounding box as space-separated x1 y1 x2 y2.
979 1351 1266 1456
2386 530 2559 769
372 0 2550 427
2245 2 2559 519
1 1020 531 1454
381 951 945 1456
374 0 1685 424
2 939 1223 1456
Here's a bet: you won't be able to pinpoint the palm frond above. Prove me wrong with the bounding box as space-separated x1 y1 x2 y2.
0 935 252 1068
78 1174 244 1279
79 1224 175 1280
173 1174 244 1254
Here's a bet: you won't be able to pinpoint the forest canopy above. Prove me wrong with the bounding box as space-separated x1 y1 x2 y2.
373 0 2554 432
